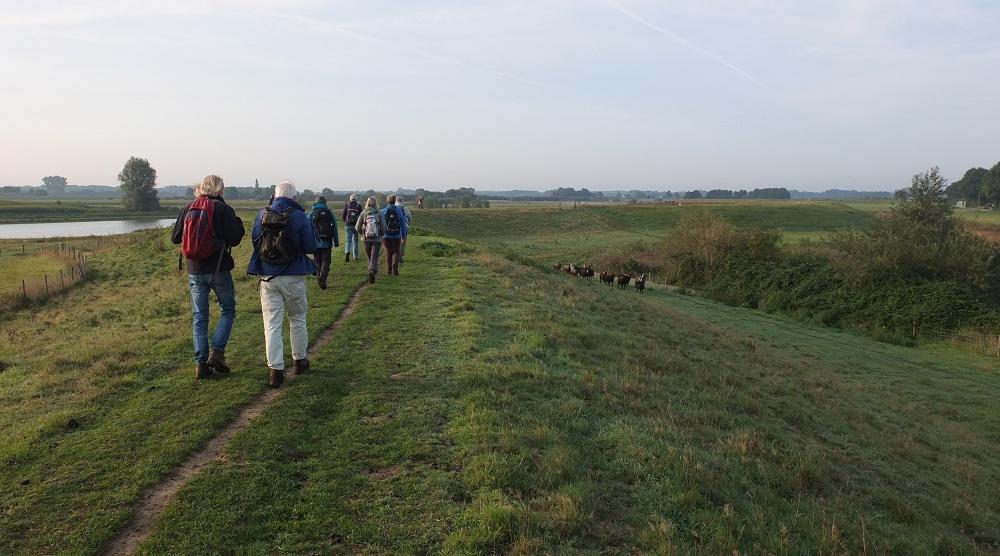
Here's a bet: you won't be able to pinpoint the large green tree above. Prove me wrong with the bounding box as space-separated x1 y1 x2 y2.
118 156 160 211
982 161 1000 208
946 167 988 205
41 175 67 196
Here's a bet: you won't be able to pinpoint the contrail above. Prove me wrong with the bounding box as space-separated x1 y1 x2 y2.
606 0 761 85
261 10 535 85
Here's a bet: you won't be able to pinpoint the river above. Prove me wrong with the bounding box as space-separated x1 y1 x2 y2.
0 218 176 239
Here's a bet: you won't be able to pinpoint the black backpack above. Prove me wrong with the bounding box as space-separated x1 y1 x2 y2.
385 206 401 234
345 203 361 226
313 208 334 241
259 207 297 265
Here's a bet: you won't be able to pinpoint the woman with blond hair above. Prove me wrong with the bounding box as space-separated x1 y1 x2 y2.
355 195 387 284
171 174 246 379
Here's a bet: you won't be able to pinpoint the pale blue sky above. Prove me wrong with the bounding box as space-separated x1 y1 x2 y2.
1 0 997 190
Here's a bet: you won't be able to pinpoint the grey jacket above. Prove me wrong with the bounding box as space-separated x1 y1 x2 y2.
355 207 387 243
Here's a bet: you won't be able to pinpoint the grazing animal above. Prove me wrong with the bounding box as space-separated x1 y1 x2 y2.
600 271 615 286
617 272 632 290
552 262 563 271
579 266 595 279
634 273 646 294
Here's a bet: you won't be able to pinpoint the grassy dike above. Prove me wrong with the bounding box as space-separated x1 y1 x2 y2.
134 238 997 553
0 225 368 554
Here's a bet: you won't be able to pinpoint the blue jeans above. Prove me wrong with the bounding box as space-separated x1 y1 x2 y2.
345 226 360 258
189 272 236 363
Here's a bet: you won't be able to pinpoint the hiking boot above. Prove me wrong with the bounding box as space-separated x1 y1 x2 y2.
369 270 376 284
268 367 284 388
206 350 230 374
318 278 328 290
345 253 351 263
195 362 212 379
393 264 399 276
293 358 310 375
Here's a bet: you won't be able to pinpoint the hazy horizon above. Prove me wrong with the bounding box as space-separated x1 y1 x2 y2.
2 1 998 191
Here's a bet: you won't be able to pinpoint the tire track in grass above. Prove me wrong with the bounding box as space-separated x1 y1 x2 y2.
104 279 370 556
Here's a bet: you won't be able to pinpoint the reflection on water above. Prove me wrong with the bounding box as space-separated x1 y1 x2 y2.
0 218 176 239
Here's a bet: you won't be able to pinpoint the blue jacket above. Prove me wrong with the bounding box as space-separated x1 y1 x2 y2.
307 201 340 249
381 204 409 240
247 197 317 276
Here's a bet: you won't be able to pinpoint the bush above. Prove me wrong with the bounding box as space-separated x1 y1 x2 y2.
657 177 1000 342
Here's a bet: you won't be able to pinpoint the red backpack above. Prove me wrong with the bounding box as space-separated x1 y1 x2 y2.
181 196 221 259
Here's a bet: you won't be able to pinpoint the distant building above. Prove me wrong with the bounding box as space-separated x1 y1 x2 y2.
956 200 966 208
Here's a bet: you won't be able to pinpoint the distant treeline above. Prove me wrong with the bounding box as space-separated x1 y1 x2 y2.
2 183 891 202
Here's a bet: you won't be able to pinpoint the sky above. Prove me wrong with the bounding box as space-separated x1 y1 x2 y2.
1 0 998 191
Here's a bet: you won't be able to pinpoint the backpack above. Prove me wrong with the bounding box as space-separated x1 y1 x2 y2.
313 208 334 241
181 196 221 260
345 203 361 226
259 207 297 265
384 206 401 234
363 211 382 240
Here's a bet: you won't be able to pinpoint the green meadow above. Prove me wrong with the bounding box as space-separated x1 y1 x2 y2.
0 202 997 554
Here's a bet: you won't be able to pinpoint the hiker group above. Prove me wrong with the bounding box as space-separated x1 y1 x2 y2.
171 176 410 387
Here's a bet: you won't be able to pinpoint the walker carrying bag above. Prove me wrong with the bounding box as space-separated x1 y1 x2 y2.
180 196 221 260
364 211 381 240
259 207 297 265
385 206 401 234
313 208 334 241
345 204 361 226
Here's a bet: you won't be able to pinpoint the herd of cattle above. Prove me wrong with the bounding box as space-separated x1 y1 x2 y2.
552 263 647 294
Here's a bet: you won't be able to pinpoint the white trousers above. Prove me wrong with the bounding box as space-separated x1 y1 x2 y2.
259 275 308 370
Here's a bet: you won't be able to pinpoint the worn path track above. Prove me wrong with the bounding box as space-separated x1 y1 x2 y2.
105 280 370 556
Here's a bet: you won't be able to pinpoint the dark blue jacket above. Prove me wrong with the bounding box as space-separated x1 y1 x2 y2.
247 197 317 276
381 204 409 240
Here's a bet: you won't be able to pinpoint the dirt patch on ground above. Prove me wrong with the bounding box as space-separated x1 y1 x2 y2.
104 280 369 556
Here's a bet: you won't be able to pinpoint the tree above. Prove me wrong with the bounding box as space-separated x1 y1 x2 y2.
118 156 160 211
896 166 950 226
683 190 703 200
947 167 988 205
42 176 67 196
982 161 1000 208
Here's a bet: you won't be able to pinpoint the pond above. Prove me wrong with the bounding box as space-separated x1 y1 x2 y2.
0 218 176 239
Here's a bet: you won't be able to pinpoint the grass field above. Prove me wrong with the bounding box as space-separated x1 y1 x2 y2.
1 203 998 554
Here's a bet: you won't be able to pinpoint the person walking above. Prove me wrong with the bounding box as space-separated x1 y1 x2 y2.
355 196 386 284
171 174 245 379
307 196 339 290
342 193 362 262
395 196 413 263
247 180 317 388
381 194 409 275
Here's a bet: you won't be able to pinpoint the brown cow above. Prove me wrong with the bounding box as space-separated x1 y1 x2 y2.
617 272 632 290
634 273 646 294
600 271 615 286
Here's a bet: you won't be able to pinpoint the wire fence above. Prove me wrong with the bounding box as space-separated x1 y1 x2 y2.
0 243 91 311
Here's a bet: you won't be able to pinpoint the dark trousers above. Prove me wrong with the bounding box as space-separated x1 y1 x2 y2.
314 248 331 283
383 238 401 274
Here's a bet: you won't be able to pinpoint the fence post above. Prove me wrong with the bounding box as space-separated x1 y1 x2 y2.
60 269 64 289
44 275 49 297
22 280 26 299
996 335 999 358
